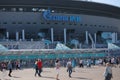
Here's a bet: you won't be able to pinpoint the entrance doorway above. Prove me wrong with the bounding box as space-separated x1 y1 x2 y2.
0 28 6 39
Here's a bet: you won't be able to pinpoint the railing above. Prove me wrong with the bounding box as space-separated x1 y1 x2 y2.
0 41 45 49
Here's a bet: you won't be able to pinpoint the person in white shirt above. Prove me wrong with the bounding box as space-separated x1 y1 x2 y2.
104 63 113 80
55 59 60 80
67 59 72 78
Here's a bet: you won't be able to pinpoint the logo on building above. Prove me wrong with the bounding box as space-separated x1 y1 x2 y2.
43 10 81 22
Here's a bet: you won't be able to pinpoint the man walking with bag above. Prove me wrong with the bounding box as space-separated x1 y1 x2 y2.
67 59 72 78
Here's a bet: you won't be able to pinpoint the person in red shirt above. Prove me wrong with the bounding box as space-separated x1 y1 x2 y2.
37 59 42 77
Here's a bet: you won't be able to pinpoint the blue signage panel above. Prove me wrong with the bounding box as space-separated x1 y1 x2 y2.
0 53 107 60
43 10 81 22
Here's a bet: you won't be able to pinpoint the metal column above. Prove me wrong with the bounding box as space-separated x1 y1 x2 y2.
6 31 9 39
16 32 19 41
85 31 89 44
64 28 67 44
51 28 54 43
22 29 25 40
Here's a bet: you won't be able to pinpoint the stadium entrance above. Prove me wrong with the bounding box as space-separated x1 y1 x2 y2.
0 28 6 39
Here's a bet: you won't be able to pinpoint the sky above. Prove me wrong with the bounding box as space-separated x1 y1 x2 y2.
74 0 120 7
92 0 120 7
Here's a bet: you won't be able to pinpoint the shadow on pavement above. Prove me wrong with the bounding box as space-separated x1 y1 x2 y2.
12 76 21 78
72 77 91 80
41 76 56 79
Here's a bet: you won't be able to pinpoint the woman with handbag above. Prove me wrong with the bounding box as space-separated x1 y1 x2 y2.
104 63 113 80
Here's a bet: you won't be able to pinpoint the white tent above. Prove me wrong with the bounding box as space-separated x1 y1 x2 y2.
55 42 71 50
108 43 120 49
0 44 8 51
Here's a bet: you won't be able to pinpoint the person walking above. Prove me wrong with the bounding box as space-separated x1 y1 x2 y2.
1 62 7 80
72 59 76 72
104 63 113 80
55 59 60 80
34 60 38 76
37 59 42 77
7 61 13 77
67 59 72 78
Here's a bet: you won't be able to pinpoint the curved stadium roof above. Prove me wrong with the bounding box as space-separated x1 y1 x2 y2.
0 0 120 19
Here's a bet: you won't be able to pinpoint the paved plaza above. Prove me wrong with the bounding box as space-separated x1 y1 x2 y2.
0 66 120 80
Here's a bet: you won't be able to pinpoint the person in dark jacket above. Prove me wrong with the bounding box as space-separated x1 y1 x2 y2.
34 60 38 76
7 61 12 77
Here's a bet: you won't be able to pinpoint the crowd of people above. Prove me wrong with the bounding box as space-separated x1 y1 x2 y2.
0 57 120 80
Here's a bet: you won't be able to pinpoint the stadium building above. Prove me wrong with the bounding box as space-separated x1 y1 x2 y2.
0 0 120 60
0 0 120 48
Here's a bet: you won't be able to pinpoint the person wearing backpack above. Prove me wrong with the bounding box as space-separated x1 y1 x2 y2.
67 59 72 78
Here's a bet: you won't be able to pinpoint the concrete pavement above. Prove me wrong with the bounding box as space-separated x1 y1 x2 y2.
0 66 120 80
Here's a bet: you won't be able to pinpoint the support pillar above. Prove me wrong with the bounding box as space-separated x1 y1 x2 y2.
115 32 118 43
16 32 19 41
85 31 89 44
112 32 116 43
64 28 67 44
51 28 54 43
22 29 25 40
94 33 96 48
6 31 9 39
